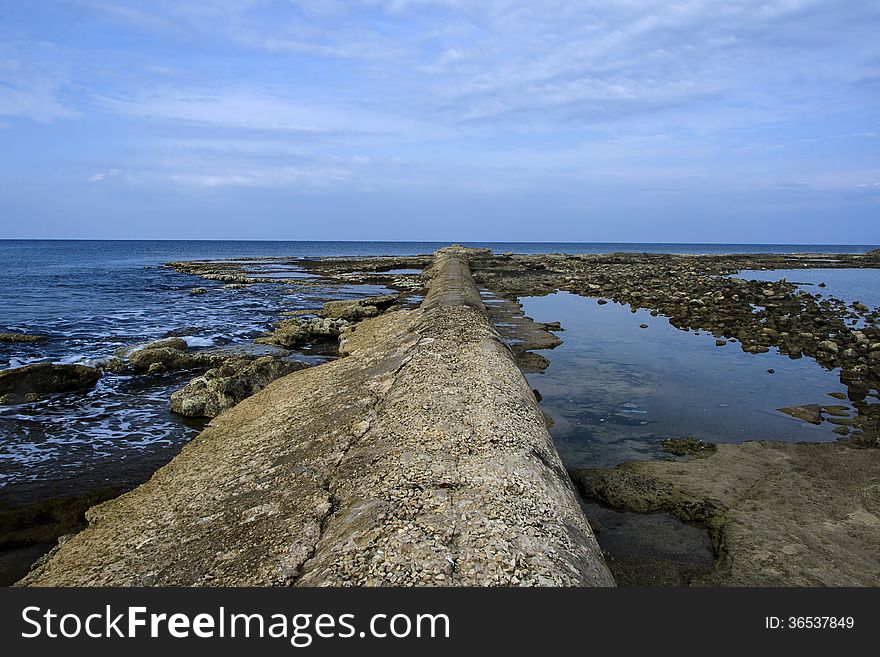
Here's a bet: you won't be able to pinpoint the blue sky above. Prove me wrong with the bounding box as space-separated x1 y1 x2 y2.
1 0 878 242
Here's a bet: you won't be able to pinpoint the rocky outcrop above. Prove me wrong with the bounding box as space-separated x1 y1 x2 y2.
320 294 399 321
570 441 880 586
171 356 309 418
255 317 348 349
0 363 100 404
20 247 612 587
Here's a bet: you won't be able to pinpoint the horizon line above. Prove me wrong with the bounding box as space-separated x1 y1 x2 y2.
1 238 878 247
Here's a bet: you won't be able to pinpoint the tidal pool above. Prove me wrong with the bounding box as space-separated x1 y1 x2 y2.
520 292 852 469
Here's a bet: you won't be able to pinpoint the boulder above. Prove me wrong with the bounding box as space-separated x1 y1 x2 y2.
119 338 222 373
0 363 100 404
170 356 309 417
818 340 840 354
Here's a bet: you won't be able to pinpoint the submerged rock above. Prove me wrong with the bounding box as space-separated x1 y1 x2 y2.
662 437 717 457
171 356 309 418
162 327 200 338
0 363 100 404
777 404 823 424
189 287 207 296
0 332 49 343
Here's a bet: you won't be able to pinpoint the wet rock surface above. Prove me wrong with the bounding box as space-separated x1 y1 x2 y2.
255 317 349 349
20 247 611 587
570 440 880 586
0 363 100 404
0 333 49 343
170 356 310 418
0 487 127 585
117 337 228 374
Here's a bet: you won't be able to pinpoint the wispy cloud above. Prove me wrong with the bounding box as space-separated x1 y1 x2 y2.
1 1 878 238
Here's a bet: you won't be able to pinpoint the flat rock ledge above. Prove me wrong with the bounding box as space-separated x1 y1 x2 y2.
20 246 612 587
571 441 880 586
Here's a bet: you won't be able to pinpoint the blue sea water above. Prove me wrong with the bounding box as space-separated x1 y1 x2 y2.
1 240 878 503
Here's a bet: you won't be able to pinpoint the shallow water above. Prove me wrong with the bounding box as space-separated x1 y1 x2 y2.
733 268 880 311
521 292 854 469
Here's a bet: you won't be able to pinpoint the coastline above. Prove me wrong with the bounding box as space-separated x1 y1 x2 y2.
3 244 880 586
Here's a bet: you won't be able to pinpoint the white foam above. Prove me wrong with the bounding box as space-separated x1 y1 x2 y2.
183 336 216 347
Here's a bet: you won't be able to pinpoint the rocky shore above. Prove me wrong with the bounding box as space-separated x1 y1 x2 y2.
5 245 880 586
570 440 880 586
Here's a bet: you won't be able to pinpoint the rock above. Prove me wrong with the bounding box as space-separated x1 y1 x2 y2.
777 404 822 424
92 357 126 372
821 405 850 417
0 363 100 404
0 332 48 343
827 391 847 400
818 340 839 354
120 338 221 373
766 368 775 374
570 441 880 586
597 298 608 305
662 437 717 458
162 327 200 338
639 324 649 329
320 294 399 321
115 337 188 357
515 351 551 374
256 317 348 349
715 339 727 346
189 288 207 296
171 357 309 417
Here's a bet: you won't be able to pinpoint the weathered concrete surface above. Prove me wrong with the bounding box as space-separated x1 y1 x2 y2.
571 441 880 586
20 246 612 587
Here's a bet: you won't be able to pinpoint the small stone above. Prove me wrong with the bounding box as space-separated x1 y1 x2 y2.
818 340 839 354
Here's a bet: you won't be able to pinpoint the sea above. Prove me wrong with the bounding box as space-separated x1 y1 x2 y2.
1 240 879 505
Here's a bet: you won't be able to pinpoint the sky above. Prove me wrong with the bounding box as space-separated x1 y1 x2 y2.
0 0 878 243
